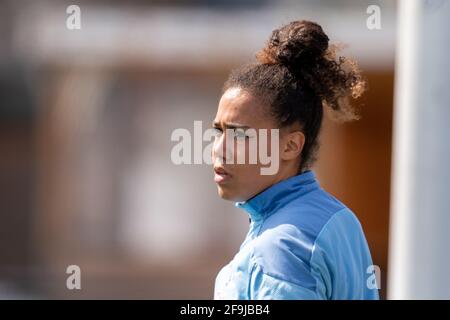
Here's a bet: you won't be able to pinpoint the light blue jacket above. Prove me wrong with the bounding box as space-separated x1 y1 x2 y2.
214 171 379 300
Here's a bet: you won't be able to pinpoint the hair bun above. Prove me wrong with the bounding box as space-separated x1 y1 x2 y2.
257 20 329 69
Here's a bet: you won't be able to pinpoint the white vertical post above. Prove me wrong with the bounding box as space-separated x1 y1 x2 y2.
389 0 450 299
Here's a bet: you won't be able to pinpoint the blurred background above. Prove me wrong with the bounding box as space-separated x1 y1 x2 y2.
0 0 396 299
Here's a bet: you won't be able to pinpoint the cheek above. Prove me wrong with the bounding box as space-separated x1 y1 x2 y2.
235 137 261 165
233 163 263 189
212 137 222 161
234 139 248 163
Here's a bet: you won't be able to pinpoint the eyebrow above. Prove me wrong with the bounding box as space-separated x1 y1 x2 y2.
212 121 251 129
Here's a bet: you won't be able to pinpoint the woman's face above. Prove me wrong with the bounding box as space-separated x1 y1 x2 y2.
212 87 298 202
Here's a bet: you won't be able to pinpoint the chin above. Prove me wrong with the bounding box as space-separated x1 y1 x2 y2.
217 186 238 201
217 186 249 202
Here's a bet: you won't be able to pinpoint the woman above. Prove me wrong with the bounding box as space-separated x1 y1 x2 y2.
212 20 379 300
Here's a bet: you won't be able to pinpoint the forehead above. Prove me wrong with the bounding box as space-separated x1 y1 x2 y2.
215 88 272 128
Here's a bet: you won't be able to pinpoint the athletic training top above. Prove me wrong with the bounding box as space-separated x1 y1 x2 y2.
214 170 379 300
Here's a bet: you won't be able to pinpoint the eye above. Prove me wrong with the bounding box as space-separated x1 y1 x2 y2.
233 128 248 140
212 127 223 137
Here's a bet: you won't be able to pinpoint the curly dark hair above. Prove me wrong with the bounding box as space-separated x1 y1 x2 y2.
223 20 366 171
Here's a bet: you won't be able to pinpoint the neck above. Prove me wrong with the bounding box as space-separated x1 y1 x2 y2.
271 161 301 187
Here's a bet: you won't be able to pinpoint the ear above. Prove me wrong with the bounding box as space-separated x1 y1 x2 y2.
281 131 305 161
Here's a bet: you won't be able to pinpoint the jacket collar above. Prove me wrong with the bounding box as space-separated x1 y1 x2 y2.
235 170 319 222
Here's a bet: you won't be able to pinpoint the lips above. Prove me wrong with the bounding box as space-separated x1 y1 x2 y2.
214 166 231 184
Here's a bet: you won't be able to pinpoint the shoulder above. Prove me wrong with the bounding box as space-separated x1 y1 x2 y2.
251 189 353 288
255 187 353 259
308 208 376 299
262 187 348 236
251 188 367 290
